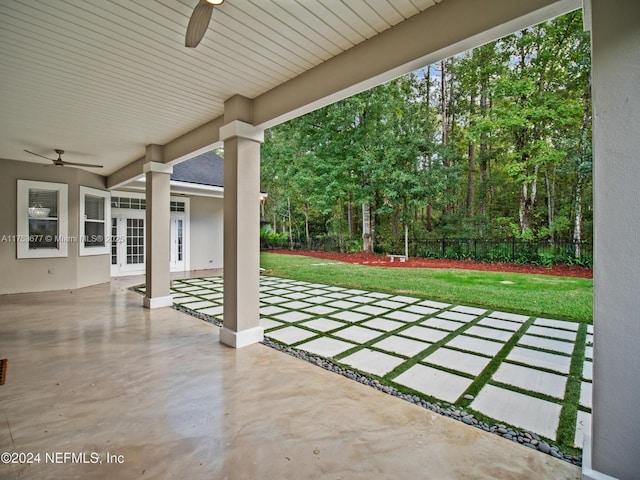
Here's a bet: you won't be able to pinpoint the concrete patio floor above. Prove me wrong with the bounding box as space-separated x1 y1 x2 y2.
0 276 579 479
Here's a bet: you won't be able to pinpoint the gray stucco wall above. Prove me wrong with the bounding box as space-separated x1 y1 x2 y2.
189 196 223 271
591 0 640 478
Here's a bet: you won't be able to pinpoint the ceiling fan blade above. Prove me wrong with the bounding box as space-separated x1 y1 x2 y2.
59 160 104 168
185 1 214 48
24 150 55 161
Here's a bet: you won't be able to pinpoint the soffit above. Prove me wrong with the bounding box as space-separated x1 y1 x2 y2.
0 0 440 175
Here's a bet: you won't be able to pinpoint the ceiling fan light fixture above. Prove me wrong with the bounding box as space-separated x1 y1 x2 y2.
205 0 224 5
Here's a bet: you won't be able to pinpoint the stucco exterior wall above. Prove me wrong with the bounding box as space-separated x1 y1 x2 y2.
591 0 640 478
0 159 110 294
189 195 223 271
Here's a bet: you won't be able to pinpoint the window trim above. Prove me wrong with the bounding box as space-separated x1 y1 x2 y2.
17 180 69 259
79 186 111 256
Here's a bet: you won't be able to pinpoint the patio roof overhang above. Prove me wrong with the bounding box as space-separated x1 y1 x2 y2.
0 0 579 186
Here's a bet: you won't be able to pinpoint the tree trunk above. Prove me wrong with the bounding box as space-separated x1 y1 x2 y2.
287 197 293 248
441 60 448 147
479 78 489 218
362 201 373 253
441 60 453 216
545 166 555 239
304 209 310 248
467 93 476 216
392 207 399 238
404 224 409 259
347 194 353 236
573 178 582 257
519 164 539 235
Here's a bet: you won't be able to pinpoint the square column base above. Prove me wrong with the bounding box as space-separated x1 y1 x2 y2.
220 326 264 348
143 295 173 309
581 434 619 480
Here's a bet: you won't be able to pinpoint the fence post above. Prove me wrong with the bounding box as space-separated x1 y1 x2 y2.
442 238 446 257
511 237 516 261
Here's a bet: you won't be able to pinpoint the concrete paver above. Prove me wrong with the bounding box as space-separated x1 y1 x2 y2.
173 275 589 449
471 385 562 440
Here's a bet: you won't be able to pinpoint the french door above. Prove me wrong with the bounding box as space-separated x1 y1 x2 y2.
110 211 146 275
170 213 186 272
111 211 188 276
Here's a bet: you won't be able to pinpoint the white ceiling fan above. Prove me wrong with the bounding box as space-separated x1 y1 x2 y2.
24 149 103 168
185 0 225 48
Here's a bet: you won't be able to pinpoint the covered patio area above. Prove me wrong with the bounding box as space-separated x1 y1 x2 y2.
1 0 639 478
0 279 578 479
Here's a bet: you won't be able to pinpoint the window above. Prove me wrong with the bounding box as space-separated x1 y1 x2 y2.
79 186 111 256
17 180 68 258
111 196 145 210
170 201 185 212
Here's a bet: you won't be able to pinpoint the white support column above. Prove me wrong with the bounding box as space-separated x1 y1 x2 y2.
587 1 640 479
143 146 173 309
219 119 264 348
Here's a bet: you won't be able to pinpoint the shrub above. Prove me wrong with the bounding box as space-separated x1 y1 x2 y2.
260 225 289 249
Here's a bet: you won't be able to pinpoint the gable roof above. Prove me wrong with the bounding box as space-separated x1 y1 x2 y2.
171 151 223 188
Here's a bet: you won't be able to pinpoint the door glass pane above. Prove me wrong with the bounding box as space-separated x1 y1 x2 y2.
126 218 144 264
177 220 183 261
111 218 118 265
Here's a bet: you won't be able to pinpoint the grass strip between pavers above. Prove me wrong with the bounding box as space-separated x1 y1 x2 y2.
381 311 493 380
556 323 587 448
456 317 534 405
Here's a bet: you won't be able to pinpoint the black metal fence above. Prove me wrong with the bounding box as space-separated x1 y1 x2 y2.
410 238 592 267
283 236 593 267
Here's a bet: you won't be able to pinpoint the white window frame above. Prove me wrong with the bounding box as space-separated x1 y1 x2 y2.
79 186 111 256
17 180 68 259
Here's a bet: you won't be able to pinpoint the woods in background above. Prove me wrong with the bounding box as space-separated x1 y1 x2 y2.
260 11 592 258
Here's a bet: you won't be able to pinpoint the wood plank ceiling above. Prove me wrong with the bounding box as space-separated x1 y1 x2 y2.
0 0 440 174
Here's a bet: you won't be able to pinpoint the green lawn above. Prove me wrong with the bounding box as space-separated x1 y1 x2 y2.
260 252 593 323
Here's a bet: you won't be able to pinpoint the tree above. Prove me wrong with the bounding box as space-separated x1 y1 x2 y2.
260 10 592 252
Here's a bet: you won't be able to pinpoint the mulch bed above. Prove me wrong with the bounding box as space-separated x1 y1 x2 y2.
266 249 593 279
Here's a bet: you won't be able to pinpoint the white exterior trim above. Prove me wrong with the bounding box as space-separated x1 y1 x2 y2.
219 120 264 143
79 185 111 257
143 295 173 309
220 326 264 348
17 180 68 259
109 191 191 276
582 434 619 480
143 161 173 175
121 180 225 199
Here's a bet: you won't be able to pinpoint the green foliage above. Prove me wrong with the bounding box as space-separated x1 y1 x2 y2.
259 225 289 249
260 11 592 256
344 238 362 254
